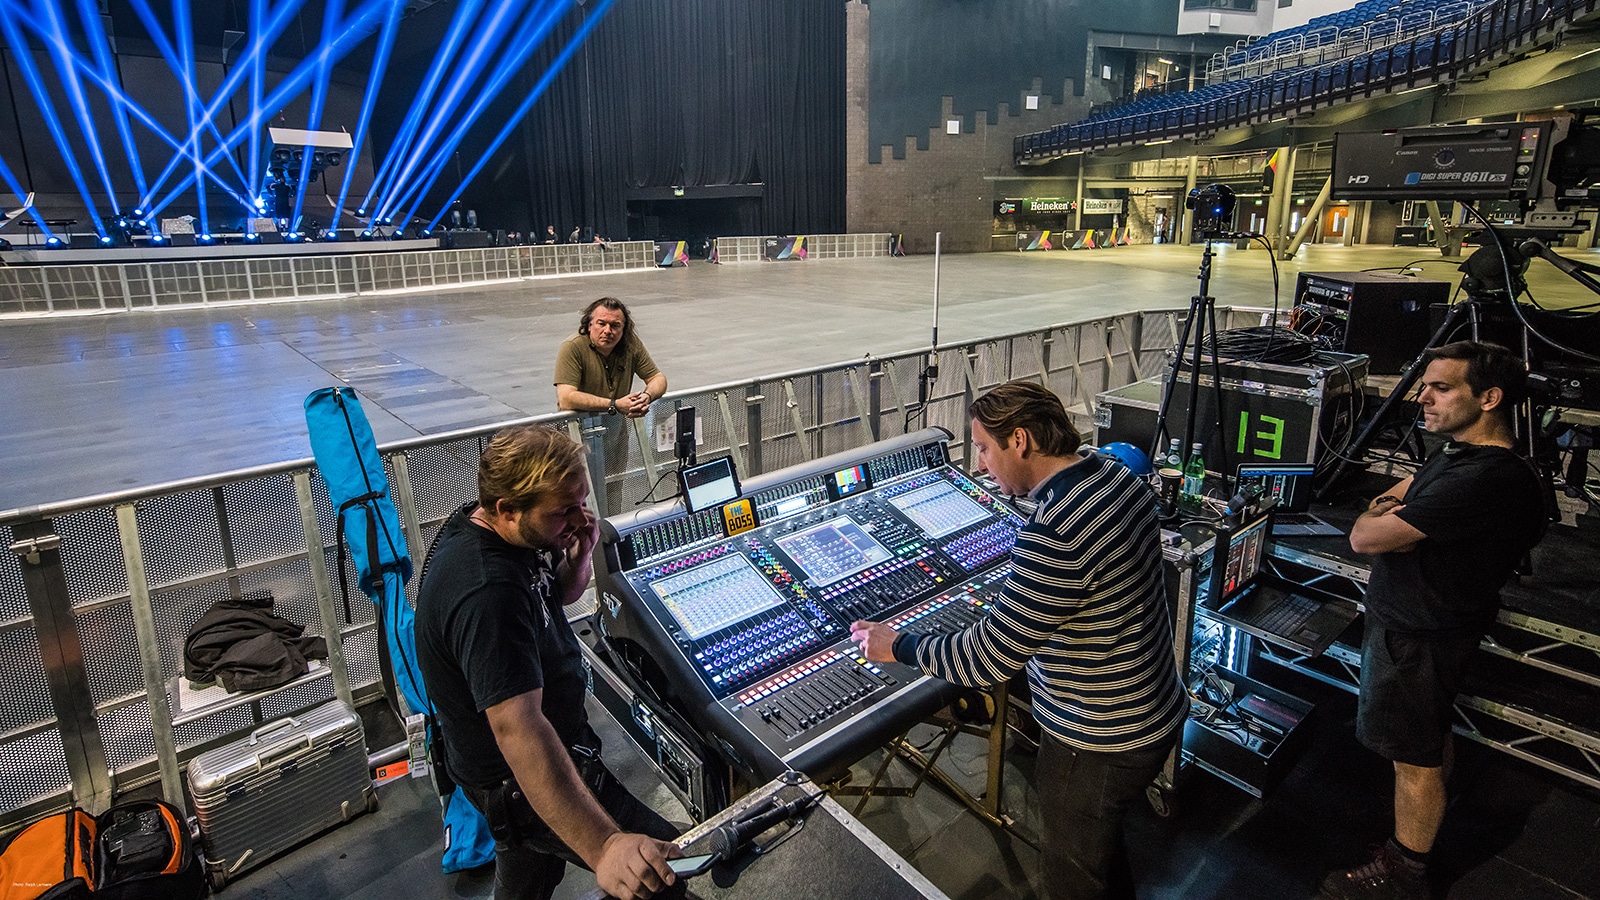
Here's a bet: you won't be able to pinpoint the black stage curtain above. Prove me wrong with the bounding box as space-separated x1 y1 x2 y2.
377 0 845 240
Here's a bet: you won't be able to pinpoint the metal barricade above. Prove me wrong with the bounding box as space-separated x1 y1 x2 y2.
0 305 1269 828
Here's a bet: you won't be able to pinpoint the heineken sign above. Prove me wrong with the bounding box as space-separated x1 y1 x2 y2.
998 198 1073 215
997 197 1128 216
1080 198 1128 215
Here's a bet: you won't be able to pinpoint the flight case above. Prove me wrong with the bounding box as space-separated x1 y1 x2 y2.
186 699 376 890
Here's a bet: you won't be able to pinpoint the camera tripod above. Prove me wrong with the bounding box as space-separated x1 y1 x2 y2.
1148 239 1232 481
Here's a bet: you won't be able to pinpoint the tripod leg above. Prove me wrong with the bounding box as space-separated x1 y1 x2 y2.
1150 300 1202 461
1205 298 1228 475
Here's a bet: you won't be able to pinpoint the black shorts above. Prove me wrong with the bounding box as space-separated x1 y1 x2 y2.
1356 622 1481 768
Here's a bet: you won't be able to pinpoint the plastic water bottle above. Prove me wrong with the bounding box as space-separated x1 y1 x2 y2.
1183 443 1206 507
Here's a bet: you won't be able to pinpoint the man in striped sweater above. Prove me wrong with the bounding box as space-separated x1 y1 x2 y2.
851 381 1186 900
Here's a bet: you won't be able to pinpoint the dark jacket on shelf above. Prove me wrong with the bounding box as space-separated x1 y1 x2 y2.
183 592 329 693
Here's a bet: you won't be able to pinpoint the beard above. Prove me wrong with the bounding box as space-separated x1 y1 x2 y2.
515 513 567 554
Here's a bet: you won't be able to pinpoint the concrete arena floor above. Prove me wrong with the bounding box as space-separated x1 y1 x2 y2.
1 243 1596 512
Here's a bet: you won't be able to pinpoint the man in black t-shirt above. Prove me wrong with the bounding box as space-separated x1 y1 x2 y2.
1321 342 1546 900
415 425 681 900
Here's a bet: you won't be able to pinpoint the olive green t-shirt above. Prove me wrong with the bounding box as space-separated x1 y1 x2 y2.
552 332 661 401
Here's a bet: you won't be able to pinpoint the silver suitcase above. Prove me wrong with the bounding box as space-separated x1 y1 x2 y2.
187 699 377 890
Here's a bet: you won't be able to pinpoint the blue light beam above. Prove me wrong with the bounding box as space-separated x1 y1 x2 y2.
362 0 489 219
0 3 106 234
332 0 406 230
143 0 389 218
33 0 121 214
134 0 310 209
421 0 615 233
290 0 348 232
373 0 531 220
382 0 572 221
0 153 57 238
74 0 149 201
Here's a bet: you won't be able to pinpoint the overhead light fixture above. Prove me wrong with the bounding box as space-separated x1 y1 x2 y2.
1158 58 1175 65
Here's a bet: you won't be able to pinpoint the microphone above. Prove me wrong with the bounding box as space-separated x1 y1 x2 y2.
707 795 814 859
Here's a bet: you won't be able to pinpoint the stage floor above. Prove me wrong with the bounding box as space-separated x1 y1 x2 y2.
1 243 1597 512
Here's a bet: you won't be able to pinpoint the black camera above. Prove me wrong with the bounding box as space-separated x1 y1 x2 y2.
1186 183 1238 238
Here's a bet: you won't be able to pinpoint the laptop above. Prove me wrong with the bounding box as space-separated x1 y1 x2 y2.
1235 464 1343 537
1199 508 1360 657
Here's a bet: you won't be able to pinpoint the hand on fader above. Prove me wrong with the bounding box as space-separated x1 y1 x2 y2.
850 620 899 664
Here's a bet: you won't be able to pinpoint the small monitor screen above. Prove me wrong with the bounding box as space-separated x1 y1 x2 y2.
1237 464 1315 513
772 495 810 518
680 457 740 513
773 518 893 587
831 464 872 499
890 480 990 539
1212 512 1271 604
649 554 785 640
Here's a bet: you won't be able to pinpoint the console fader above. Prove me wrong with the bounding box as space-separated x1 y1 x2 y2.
593 428 1029 781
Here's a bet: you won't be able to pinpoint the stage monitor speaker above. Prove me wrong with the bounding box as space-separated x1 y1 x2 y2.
168 233 196 247
256 232 283 244
446 230 492 249
1293 272 1449 375
68 234 100 249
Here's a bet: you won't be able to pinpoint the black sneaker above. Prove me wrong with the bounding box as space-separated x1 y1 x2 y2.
1320 842 1428 900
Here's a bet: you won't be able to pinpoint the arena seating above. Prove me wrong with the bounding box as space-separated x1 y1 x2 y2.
1013 0 1592 162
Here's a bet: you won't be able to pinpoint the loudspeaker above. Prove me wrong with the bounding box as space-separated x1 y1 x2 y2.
256 232 283 244
69 234 101 249
168 233 196 247
446 230 492 249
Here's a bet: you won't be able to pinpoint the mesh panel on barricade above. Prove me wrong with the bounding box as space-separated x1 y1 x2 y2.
56 508 129 608
0 625 57 732
172 703 256 754
0 527 33 623
77 602 144 706
221 474 309 565
341 625 382 687
0 730 70 810
405 440 484 527
99 701 157 772
258 675 337 721
134 490 227 590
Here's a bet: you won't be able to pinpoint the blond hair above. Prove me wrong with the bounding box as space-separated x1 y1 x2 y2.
478 424 586 513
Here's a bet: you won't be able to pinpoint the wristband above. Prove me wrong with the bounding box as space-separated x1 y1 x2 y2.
1375 495 1402 506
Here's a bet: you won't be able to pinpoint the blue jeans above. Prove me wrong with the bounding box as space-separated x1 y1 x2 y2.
1035 731 1177 900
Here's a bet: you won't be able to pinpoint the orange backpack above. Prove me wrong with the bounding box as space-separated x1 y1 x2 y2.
0 802 200 900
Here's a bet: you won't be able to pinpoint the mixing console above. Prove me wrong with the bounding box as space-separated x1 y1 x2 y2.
594 429 1028 780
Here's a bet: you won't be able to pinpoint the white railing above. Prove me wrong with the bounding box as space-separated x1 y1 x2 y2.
1205 0 1488 81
